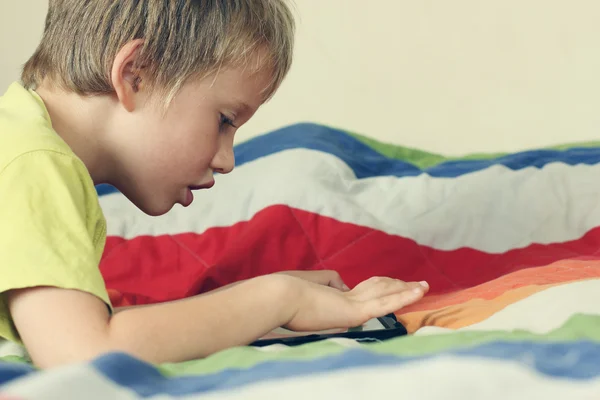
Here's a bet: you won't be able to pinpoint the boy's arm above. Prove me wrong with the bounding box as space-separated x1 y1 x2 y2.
8 274 298 368
114 270 347 313
8 274 428 369
181 270 349 300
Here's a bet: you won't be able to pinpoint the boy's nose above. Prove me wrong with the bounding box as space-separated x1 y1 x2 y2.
211 144 235 174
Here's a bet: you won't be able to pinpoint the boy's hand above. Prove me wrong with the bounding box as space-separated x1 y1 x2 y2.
284 277 429 332
276 270 350 291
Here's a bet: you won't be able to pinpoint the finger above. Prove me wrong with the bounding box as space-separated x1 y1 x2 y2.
360 286 426 319
349 277 408 301
350 278 428 300
405 281 430 292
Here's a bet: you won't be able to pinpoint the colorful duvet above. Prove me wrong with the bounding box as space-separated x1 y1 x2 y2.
1 123 600 399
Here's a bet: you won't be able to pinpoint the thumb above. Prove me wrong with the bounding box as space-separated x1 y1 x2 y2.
326 273 350 292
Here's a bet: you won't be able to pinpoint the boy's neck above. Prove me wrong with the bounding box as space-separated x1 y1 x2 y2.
35 81 116 185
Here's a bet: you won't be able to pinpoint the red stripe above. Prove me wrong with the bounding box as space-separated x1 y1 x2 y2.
100 205 600 307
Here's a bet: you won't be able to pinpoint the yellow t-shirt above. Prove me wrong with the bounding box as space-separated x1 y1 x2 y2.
0 82 112 343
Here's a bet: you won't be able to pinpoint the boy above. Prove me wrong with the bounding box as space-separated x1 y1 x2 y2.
0 0 429 369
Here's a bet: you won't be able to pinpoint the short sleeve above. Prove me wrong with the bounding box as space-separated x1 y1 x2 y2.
0 150 112 342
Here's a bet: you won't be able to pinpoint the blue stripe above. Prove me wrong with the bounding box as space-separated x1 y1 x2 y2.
234 123 600 177
95 123 600 197
96 184 117 196
90 340 600 397
0 360 35 385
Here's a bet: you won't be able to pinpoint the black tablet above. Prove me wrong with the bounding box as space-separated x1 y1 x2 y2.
250 313 407 347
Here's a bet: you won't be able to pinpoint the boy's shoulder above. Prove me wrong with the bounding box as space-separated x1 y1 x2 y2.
0 82 76 171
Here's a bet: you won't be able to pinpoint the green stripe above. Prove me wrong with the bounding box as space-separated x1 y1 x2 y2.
159 313 600 377
3 315 597 375
346 130 600 169
0 355 28 364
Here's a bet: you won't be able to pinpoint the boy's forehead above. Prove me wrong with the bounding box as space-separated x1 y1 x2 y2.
206 64 275 103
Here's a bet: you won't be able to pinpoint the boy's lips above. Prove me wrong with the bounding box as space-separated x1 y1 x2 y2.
181 180 215 207
188 180 215 190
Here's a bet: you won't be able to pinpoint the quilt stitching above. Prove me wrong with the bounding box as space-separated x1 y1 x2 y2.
167 234 211 271
318 230 377 265
413 244 463 289
287 206 327 269
100 239 130 262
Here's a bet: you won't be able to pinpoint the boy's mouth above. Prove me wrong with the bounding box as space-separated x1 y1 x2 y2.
181 180 215 207
188 181 215 190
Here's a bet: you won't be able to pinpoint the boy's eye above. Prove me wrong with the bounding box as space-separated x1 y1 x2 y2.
219 113 237 130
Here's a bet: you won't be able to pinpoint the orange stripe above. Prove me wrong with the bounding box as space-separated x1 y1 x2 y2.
396 277 596 333
400 259 600 315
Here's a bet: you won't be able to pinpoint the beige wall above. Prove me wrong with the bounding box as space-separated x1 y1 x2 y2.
0 2 48 92
2 1 599 155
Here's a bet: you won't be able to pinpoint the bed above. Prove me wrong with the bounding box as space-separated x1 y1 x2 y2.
1 122 599 399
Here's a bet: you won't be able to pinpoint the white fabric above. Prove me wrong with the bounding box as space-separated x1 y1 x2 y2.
101 149 600 253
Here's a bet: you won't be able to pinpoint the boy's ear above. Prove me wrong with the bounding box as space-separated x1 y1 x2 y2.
111 39 146 112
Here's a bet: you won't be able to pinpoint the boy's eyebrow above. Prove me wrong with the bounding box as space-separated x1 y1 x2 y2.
233 100 253 114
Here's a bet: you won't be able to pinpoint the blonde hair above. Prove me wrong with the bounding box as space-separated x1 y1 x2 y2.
22 0 295 104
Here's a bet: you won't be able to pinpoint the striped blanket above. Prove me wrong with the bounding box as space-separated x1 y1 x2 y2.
1 123 599 399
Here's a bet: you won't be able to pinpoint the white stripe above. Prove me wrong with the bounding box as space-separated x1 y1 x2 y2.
0 340 27 358
100 148 600 253
415 278 600 336
193 357 600 400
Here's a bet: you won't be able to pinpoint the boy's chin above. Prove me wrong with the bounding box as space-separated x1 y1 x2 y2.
141 206 173 217
126 194 176 217
140 201 176 217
